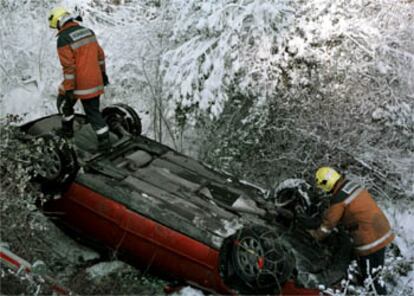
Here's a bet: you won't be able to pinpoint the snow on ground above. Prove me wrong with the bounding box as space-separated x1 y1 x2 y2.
86 261 127 281
0 81 55 122
384 200 414 294
387 205 414 261
175 286 204 296
0 83 152 134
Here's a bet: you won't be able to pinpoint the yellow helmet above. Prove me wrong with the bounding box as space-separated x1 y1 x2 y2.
48 7 70 29
315 167 342 193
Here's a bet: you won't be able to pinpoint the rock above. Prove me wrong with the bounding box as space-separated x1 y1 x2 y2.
86 261 128 281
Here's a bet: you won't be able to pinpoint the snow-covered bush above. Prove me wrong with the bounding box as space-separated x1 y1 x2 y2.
0 115 51 294
162 0 414 199
0 116 44 208
162 0 294 116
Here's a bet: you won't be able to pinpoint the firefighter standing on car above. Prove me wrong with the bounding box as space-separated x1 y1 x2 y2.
48 7 111 151
309 167 394 295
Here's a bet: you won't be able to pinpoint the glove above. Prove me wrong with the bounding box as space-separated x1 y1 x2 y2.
307 229 328 241
102 72 109 86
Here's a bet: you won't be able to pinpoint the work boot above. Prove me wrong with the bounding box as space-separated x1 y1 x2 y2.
97 132 111 152
57 120 74 138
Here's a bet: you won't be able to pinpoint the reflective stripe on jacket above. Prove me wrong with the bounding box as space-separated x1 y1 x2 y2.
320 180 395 256
57 21 105 99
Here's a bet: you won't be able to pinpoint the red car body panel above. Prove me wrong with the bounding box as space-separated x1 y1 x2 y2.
47 182 319 295
50 183 230 293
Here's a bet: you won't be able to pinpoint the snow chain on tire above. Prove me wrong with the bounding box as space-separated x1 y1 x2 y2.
220 225 295 295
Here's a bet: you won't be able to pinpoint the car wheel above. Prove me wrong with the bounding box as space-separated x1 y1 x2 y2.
32 135 79 192
102 103 142 138
220 225 295 295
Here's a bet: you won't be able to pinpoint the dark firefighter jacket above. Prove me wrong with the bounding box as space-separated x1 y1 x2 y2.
317 180 395 256
57 21 106 99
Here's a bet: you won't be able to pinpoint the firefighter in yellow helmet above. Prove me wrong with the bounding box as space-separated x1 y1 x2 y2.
310 167 394 295
48 7 110 151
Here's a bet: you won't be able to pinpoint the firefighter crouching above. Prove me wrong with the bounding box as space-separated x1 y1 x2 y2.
308 167 395 295
49 7 111 151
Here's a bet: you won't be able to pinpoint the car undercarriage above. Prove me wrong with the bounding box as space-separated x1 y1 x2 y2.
18 104 353 295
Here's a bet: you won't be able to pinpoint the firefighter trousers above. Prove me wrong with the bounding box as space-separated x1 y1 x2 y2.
58 94 108 134
357 247 387 295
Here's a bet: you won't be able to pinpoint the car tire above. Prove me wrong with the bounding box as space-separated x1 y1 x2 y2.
220 225 295 295
32 135 79 192
102 104 142 138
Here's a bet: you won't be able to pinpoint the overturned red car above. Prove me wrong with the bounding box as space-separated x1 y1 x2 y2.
21 104 353 295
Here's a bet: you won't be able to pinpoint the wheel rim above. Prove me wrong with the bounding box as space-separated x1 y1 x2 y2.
103 104 142 137
235 236 265 279
115 104 141 135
